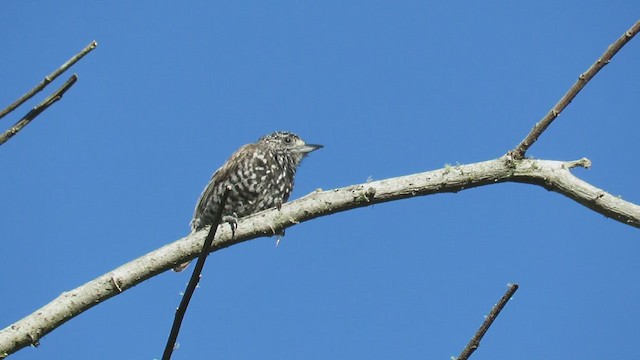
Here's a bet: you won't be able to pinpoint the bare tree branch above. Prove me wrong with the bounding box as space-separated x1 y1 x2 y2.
0 41 97 120
1 157 638 357
508 20 640 160
1 18 638 360
457 283 519 360
0 75 78 146
162 186 231 360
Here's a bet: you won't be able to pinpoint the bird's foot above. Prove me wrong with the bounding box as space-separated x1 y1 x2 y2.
222 213 239 238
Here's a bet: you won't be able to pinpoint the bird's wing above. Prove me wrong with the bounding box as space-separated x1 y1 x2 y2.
191 143 257 231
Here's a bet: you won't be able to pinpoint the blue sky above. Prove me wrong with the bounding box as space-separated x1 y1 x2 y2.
2 2 639 359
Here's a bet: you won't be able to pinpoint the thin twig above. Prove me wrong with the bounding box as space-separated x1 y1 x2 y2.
0 75 78 146
457 283 519 360
508 20 640 160
0 41 97 120
162 186 232 360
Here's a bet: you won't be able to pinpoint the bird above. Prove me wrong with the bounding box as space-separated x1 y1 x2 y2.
174 131 323 271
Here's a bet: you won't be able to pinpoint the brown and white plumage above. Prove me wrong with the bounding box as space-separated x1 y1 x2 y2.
174 131 322 271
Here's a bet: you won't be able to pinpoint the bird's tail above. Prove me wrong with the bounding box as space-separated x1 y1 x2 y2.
173 261 191 272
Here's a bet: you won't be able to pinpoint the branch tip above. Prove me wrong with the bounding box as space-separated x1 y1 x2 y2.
457 283 519 360
0 41 97 120
509 20 639 159
564 158 591 170
0 74 79 146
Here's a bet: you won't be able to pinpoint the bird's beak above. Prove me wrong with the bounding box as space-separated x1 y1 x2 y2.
299 143 323 153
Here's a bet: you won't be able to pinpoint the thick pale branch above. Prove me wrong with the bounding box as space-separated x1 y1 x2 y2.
1 157 638 357
509 20 640 159
510 158 640 227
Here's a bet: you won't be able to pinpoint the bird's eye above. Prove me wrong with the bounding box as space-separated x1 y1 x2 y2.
284 137 292 144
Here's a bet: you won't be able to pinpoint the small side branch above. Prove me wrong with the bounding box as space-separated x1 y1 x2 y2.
508 20 640 159
0 75 78 146
456 283 519 360
0 41 97 120
161 186 231 360
512 158 640 227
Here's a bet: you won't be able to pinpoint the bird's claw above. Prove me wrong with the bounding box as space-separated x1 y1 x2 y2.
222 213 239 237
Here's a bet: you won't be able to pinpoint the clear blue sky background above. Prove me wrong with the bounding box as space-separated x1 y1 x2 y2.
2 2 638 359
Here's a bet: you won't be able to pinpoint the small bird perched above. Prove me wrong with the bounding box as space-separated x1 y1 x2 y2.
174 131 323 271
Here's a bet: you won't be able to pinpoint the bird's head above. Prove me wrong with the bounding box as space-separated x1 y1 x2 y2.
259 131 323 156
